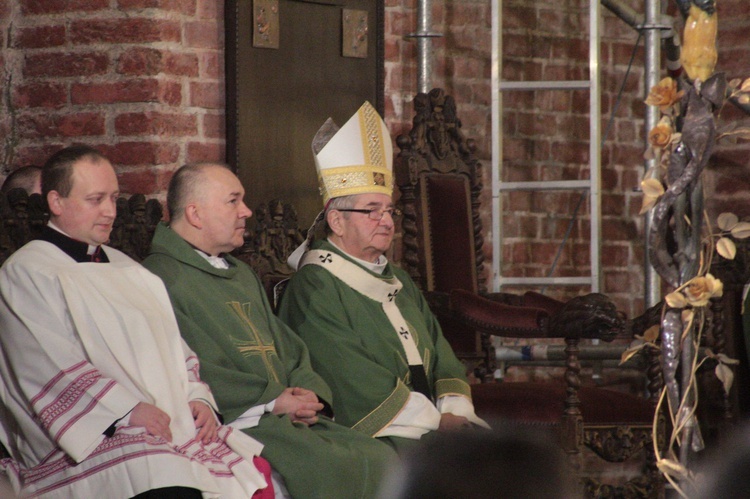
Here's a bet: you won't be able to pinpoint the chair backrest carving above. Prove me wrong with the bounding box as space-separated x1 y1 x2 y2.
395 88 487 294
232 198 304 306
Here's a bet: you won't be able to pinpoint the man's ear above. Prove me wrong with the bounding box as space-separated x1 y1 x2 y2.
184 203 202 229
327 210 344 237
47 191 64 217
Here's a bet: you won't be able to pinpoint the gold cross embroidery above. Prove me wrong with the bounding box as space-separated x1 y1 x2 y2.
227 301 281 383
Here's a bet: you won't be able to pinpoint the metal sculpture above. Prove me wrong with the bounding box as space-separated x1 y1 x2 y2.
643 0 750 495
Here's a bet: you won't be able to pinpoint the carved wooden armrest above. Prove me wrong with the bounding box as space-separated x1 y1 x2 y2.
481 290 565 314
521 290 566 315
548 293 625 342
450 289 627 343
624 300 663 338
448 288 552 338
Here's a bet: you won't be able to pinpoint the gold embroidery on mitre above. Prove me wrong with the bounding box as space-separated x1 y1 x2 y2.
319 165 392 201
359 104 386 168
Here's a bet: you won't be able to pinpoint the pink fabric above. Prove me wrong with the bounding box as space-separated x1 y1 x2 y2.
252 456 275 499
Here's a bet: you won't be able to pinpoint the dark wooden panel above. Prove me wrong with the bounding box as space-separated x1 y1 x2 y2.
226 0 384 226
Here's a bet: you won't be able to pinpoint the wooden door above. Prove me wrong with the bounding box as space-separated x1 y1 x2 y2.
226 0 384 227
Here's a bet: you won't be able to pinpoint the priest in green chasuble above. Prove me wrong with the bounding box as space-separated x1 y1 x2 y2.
278 102 489 455
142 162 396 498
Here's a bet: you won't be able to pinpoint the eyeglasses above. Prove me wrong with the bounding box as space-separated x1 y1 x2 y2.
336 207 402 221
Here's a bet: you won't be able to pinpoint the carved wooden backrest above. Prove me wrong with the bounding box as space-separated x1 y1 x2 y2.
394 89 493 367
395 88 486 294
232 198 304 309
419 173 478 294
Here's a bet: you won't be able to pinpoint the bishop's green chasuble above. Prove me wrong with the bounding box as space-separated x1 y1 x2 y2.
278 240 473 453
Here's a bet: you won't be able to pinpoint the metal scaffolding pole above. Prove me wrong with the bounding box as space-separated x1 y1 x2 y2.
491 0 502 292
643 0 667 307
405 0 442 94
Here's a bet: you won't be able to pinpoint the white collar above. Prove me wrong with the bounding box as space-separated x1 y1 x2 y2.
327 238 388 274
194 249 229 269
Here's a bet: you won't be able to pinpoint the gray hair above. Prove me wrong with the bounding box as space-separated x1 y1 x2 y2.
324 194 359 234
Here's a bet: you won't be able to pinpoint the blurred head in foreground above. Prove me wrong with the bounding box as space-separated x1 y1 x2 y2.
377 425 579 499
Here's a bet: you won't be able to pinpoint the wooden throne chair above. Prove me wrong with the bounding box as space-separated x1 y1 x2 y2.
394 88 666 497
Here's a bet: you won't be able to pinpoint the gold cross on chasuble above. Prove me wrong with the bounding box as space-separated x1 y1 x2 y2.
227 301 281 383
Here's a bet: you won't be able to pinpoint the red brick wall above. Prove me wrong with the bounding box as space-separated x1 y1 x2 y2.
0 0 224 197
384 0 649 315
1 0 748 317
707 1 750 220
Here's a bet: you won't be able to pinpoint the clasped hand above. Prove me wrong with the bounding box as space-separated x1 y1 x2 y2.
273 387 324 425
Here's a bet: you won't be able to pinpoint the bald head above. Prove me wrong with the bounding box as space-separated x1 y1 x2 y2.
1 165 42 195
167 163 226 221
167 163 252 256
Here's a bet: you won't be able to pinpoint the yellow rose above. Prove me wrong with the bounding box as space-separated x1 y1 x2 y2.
645 77 684 112
648 118 673 149
684 274 723 307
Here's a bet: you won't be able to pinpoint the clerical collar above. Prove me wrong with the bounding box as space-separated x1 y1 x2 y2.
39 223 109 263
163 225 231 269
327 238 388 274
193 249 230 269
